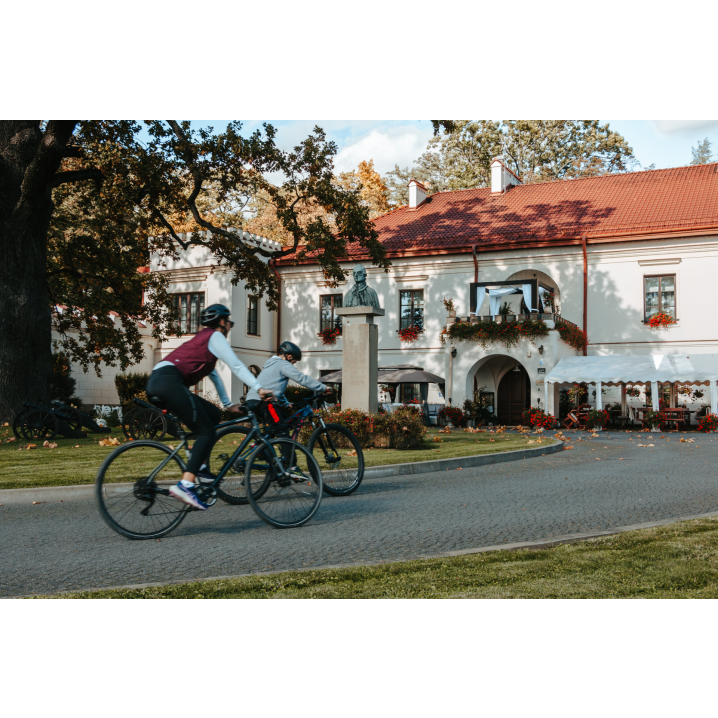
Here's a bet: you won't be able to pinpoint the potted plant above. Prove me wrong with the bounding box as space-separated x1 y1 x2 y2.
647 312 677 330
317 327 341 346
697 413 718 433
398 326 420 344
443 297 456 318
642 409 662 432
585 409 609 431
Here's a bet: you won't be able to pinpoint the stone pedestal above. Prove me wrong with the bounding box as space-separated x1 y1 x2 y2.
335 307 385 414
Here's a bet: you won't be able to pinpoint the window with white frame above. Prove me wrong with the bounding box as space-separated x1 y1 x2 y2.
399 290 424 331
644 275 676 320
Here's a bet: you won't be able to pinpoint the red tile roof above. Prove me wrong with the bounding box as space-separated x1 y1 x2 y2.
364 163 718 255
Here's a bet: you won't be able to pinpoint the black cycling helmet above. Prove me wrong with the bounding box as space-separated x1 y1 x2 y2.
200 304 232 327
278 341 302 361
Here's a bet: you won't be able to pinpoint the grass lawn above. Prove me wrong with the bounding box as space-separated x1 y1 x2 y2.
0 426 552 491
47 516 718 599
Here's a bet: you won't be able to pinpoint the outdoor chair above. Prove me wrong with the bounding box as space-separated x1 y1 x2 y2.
563 410 579 430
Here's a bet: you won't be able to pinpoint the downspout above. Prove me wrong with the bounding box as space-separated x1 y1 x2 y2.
582 234 588 357
472 244 478 283
270 258 281 350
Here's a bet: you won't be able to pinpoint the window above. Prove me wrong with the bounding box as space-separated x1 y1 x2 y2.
320 295 343 333
242 365 261 397
247 296 259 336
644 275 676 320
400 383 421 403
172 293 205 334
400 290 424 331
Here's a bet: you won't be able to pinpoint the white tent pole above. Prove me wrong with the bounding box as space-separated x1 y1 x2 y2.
621 382 627 416
711 381 718 416
595 381 603 411
651 381 659 410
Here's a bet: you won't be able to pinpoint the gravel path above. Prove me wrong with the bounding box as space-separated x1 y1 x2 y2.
2 430 717 597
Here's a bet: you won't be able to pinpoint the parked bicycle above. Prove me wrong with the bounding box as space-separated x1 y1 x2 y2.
96 400 323 540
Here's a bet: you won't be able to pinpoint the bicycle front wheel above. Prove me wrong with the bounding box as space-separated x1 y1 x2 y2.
245 439 323 528
210 424 272 506
96 441 188 540
308 423 364 496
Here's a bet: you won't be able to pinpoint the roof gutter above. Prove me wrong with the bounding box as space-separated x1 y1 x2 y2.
270 258 281 350
582 234 588 357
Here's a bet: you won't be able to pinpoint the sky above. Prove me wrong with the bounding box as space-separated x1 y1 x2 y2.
188 120 718 177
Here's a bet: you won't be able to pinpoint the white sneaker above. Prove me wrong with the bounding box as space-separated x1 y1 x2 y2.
169 482 208 510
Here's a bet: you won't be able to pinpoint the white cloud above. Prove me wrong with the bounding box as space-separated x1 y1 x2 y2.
333 128 431 175
653 120 718 134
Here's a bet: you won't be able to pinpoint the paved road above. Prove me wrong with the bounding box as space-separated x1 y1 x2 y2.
2 431 717 597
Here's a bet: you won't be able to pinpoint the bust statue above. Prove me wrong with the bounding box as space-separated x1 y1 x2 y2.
344 264 381 308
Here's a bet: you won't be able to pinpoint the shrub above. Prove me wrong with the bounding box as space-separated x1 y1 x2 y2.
285 386 316 403
697 413 718 433
115 372 149 406
585 409 609 430
375 406 426 449
311 406 426 449
642 410 662 429
49 352 76 404
521 406 558 430
438 406 465 427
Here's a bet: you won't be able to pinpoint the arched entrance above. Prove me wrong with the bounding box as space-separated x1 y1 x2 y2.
497 364 530 425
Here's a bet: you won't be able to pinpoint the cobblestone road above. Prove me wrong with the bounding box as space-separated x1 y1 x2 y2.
2 431 717 597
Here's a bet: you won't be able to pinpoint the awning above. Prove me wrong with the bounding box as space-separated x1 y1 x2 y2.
544 354 718 385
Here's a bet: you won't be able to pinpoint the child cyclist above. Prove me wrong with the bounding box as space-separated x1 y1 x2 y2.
146 304 272 510
246 341 332 426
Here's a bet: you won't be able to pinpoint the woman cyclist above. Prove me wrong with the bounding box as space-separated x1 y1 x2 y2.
146 303 272 510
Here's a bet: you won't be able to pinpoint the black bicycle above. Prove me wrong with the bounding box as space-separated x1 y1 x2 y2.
96 403 323 540
268 392 365 497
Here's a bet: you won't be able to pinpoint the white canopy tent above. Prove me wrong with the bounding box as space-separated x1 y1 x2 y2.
544 354 718 415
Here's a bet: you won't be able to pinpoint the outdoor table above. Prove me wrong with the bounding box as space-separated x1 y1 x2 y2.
660 408 691 432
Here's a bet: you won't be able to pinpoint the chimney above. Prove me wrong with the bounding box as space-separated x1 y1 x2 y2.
491 156 521 194
408 178 428 209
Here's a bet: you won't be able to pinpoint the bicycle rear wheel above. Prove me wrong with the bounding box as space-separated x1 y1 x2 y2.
245 439 323 528
96 441 188 540
308 423 364 496
210 424 272 505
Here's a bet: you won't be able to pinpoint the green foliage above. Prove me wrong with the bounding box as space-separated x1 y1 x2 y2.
384 120 636 205
314 406 426 449
558 389 573 419
521 406 557 429
438 405 465 427
697 413 718 433
690 137 713 165
448 319 549 349
585 409 609 430
49 353 76 404
556 319 589 351
642 410 662 428
114 372 149 406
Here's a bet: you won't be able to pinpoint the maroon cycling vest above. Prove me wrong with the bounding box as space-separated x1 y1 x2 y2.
163 327 217 386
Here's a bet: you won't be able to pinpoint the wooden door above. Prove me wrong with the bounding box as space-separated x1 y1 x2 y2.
497 366 529 425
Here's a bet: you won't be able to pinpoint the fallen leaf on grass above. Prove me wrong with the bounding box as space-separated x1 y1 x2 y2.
99 438 121 447
74 445 81 449
346 450 357 457
32 501 45 505
7 437 15 442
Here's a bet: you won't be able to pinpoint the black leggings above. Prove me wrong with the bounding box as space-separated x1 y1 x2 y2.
146 365 221 475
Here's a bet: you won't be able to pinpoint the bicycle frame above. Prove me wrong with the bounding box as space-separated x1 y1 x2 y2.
144 410 291 487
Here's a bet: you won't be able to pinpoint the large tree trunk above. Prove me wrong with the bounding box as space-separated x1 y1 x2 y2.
0 121 75 421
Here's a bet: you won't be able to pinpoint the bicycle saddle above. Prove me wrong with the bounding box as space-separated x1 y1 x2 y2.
149 396 168 410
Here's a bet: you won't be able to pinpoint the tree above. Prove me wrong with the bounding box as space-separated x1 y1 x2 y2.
0 121 389 419
690 137 713 165
335 159 390 218
384 120 636 205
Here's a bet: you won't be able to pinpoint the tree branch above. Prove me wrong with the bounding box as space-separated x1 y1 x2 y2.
49 168 103 189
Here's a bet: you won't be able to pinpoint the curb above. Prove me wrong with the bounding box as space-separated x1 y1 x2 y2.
0 441 562 506
11 509 718 599
362 440 562 480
